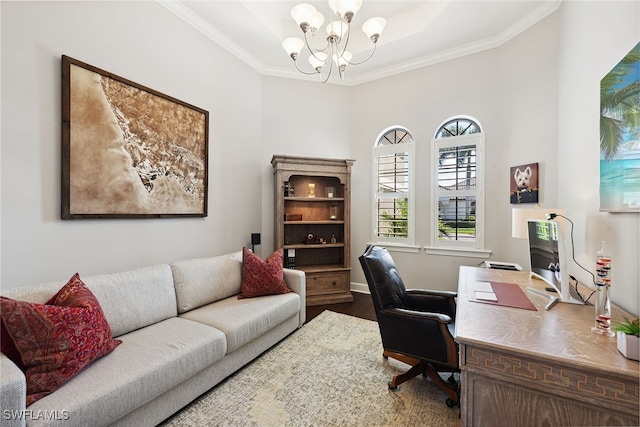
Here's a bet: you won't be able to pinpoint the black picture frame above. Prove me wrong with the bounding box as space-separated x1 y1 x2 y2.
510 162 539 204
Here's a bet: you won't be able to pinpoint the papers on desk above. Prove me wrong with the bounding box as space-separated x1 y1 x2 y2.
473 281 498 301
475 291 498 301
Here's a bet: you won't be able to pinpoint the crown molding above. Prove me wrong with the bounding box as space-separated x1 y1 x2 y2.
157 0 265 74
343 0 563 86
158 0 562 87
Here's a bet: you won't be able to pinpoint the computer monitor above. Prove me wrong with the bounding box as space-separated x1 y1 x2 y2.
527 219 584 305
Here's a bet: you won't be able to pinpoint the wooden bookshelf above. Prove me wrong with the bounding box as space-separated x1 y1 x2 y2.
272 155 354 306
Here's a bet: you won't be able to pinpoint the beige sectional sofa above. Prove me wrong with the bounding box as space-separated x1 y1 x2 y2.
0 251 306 427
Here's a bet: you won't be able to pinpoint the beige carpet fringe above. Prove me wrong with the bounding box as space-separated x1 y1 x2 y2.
160 310 458 427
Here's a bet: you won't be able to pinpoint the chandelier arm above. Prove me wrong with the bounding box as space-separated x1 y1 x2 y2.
317 53 334 83
293 60 322 76
336 21 352 59
304 31 330 61
345 43 377 66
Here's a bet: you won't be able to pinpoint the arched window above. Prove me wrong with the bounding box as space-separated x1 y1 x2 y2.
432 116 485 250
435 117 482 138
372 126 415 245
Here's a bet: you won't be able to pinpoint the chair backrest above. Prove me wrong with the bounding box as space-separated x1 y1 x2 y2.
359 245 408 311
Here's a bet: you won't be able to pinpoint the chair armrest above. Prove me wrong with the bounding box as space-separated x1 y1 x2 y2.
1 353 26 427
385 307 453 324
406 289 457 299
405 289 457 317
283 268 306 326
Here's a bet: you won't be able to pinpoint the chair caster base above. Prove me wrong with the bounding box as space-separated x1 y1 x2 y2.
388 382 397 391
446 398 458 408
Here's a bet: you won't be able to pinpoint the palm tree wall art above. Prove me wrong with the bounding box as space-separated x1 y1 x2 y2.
600 42 640 212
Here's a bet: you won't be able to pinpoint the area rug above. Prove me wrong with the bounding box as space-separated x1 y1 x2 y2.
160 310 458 427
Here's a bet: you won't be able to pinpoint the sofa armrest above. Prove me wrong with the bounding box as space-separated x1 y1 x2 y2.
1 353 26 427
283 269 306 326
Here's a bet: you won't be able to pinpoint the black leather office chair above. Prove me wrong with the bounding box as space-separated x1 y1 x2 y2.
359 245 459 407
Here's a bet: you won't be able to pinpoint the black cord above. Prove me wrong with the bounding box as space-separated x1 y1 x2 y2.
570 274 596 304
550 214 597 304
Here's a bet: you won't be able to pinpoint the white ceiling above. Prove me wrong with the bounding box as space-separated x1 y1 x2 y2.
159 0 562 85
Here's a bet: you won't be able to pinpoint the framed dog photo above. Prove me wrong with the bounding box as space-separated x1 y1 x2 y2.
510 162 539 204
61 55 209 219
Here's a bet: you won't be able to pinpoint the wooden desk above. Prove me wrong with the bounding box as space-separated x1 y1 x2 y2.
456 266 639 426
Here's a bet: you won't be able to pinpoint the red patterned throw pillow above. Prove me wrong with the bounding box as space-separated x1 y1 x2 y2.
0 273 121 405
238 247 292 299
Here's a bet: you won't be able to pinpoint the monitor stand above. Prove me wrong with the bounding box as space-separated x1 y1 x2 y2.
527 285 584 310
526 287 560 310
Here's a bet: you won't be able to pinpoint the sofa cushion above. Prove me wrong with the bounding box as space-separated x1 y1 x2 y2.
1 264 178 338
179 292 300 353
0 273 121 405
171 252 243 313
81 265 178 337
25 317 227 427
238 247 291 299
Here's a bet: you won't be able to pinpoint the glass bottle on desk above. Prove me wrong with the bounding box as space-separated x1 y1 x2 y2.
591 241 614 337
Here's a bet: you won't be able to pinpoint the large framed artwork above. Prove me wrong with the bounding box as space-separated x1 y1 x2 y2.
62 55 208 219
600 42 640 212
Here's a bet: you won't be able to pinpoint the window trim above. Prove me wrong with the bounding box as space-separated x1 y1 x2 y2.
371 127 415 246
431 132 485 251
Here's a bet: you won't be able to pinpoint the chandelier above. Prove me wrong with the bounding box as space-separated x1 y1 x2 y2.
282 1 386 82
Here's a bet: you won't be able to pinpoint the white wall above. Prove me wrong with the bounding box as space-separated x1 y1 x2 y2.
556 1 639 314
2 1 638 316
1 1 264 286
349 11 561 292
347 1 638 315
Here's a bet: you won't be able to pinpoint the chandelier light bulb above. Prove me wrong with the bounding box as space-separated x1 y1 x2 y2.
308 52 328 72
362 17 386 43
291 4 318 31
334 51 352 79
333 51 352 67
328 0 362 22
282 37 304 60
326 20 348 40
309 11 325 34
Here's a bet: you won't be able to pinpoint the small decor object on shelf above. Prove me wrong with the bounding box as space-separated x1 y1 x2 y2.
308 183 315 198
591 241 614 337
286 248 296 269
330 234 337 244
285 214 302 221
612 317 640 361
284 181 295 197
326 187 335 198
329 204 337 220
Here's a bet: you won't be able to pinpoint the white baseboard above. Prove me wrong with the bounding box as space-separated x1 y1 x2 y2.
350 282 370 294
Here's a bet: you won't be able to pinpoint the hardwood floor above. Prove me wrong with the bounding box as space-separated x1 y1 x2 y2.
305 291 377 323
